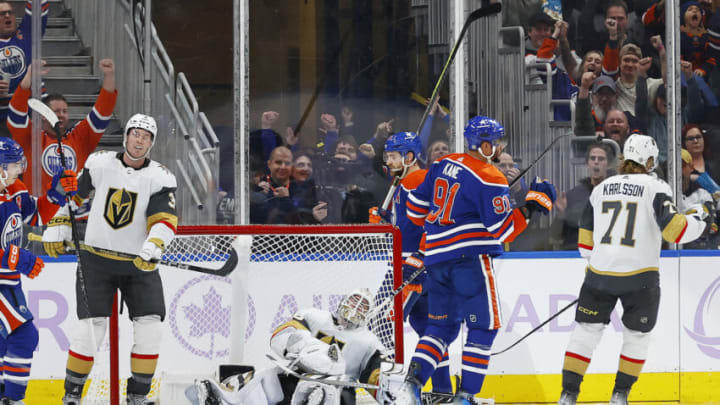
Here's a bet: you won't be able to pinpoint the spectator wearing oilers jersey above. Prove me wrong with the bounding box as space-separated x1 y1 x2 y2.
0 138 76 405
524 11 578 121
7 59 117 195
0 0 49 138
394 116 557 405
557 134 710 405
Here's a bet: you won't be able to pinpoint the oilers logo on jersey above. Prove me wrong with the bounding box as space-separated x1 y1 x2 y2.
103 187 138 229
41 144 77 176
0 46 26 78
1 213 22 248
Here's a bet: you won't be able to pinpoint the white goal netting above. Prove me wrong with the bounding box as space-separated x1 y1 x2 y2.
84 225 403 403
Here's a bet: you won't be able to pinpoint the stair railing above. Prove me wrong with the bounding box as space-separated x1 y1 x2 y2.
65 0 219 224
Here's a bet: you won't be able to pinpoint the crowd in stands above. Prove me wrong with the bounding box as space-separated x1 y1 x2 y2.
245 0 720 250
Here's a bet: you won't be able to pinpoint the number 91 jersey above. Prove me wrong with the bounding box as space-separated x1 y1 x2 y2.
406 153 527 265
79 151 178 256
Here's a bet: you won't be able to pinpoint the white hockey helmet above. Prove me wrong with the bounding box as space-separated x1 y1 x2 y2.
623 134 659 171
336 288 374 330
123 113 158 160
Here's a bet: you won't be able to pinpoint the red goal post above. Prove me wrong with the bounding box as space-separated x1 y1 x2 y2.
97 224 404 404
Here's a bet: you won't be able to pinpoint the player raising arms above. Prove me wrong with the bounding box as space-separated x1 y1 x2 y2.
395 116 557 404
0 138 76 405
557 134 710 405
42 114 178 405
370 131 454 401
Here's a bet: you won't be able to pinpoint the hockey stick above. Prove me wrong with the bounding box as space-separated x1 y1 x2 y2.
508 132 570 188
28 98 94 318
415 2 501 135
491 298 577 356
265 353 379 390
367 263 426 322
377 4 502 216
27 232 239 277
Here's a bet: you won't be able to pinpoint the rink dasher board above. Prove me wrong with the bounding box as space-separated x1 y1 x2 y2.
17 252 720 401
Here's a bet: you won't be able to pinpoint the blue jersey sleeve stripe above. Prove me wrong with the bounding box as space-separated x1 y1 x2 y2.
86 108 111 132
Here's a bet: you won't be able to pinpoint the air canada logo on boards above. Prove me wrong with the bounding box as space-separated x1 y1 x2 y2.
0 46 26 78
684 276 720 359
168 275 256 359
103 187 138 229
41 144 77 177
1 213 22 248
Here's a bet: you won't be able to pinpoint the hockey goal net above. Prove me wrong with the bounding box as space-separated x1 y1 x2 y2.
84 224 404 404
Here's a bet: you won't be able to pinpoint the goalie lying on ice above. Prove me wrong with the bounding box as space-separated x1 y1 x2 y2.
186 288 394 404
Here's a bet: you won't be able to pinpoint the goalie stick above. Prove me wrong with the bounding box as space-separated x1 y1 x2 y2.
265 353 379 390
27 232 239 277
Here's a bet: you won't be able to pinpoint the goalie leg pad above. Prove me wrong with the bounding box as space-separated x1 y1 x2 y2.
230 367 285 405
290 380 342 405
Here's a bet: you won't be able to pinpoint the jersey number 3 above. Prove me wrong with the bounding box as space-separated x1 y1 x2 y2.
427 178 460 225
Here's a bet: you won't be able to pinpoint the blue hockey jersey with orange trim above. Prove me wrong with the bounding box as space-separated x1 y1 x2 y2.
406 153 527 265
0 0 48 121
0 179 59 286
390 169 427 256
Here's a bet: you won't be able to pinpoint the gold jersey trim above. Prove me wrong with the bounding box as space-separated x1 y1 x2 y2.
586 265 659 277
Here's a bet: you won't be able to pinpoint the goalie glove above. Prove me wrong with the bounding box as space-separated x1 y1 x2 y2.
133 238 164 272
42 214 72 258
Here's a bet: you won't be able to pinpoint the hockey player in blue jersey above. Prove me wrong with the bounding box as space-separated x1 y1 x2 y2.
370 132 454 401
394 116 557 404
0 0 49 127
0 138 75 404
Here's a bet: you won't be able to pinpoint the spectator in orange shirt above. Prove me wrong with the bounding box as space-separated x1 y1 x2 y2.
7 59 117 195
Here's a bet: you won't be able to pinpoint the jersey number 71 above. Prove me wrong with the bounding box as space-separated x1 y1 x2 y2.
427 178 460 225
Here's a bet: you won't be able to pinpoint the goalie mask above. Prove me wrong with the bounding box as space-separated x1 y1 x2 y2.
336 288 374 330
123 113 158 161
0 138 27 188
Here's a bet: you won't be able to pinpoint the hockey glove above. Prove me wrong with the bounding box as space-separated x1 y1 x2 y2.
2 245 44 279
402 252 426 320
369 206 390 224
133 238 164 272
42 215 72 258
46 169 78 206
525 177 557 215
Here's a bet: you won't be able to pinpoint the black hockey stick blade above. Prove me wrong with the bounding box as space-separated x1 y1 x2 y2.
28 233 239 277
368 263 426 322
509 132 570 188
491 298 577 356
466 2 502 23
415 3 502 135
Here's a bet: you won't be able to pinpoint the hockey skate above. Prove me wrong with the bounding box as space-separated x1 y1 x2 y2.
194 379 222 405
422 391 454 404
126 393 156 405
0 398 26 405
557 390 578 405
392 374 422 405
61 394 81 405
608 390 629 405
